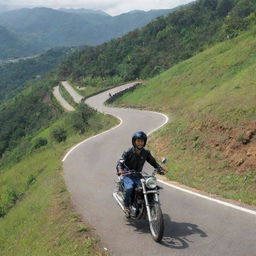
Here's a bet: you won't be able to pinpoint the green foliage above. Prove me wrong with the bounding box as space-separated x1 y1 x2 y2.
59 0 256 87
51 126 67 142
26 174 36 188
216 0 234 17
33 137 48 149
0 47 70 103
0 101 117 254
222 14 248 38
78 224 89 232
69 103 96 134
220 0 256 38
0 188 22 217
0 74 62 159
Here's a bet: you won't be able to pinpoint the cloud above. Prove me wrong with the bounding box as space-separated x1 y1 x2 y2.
0 0 119 9
0 0 194 15
106 0 194 15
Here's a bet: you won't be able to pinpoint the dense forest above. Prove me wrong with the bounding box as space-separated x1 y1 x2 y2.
0 74 62 160
0 25 30 59
0 47 73 103
58 0 256 84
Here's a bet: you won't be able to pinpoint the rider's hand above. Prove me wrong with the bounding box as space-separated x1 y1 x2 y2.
158 167 168 175
162 168 168 173
118 170 126 175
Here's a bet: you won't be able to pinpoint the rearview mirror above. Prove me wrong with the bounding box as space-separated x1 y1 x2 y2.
161 158 167 164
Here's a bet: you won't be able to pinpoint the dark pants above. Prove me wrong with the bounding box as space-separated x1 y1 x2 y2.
122 176 141 207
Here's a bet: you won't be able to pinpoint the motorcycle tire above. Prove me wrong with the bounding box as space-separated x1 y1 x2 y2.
148 202 164 242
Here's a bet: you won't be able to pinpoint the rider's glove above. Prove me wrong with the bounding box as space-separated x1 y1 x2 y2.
157 167 167 175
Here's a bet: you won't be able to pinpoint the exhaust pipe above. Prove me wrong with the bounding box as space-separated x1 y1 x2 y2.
113 192 125 211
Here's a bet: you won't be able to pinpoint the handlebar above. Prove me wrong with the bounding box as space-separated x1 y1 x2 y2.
119 167 166 177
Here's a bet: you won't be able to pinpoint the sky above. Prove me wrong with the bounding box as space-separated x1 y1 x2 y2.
0 0 194 16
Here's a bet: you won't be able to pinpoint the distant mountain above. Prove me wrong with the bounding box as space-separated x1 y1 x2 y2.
0 7 175 59
58 8 110 16
0 5 13 13
0 25 25 59
0 24 46 60
0 47 71 102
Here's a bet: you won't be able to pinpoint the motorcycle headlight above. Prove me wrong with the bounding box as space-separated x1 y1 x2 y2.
145 177 157 189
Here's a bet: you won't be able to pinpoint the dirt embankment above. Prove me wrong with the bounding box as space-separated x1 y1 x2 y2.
198 121 256 172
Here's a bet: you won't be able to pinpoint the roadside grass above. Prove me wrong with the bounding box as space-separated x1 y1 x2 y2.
0 111 117 255
59 83 77 107
70 79 144 99
111 27 256 206
70 76 124 98
70 81 116 98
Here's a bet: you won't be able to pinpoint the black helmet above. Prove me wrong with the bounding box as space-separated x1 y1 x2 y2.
132 131 147 147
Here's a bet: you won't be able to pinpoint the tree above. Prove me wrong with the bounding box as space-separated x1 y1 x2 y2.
70 103 95 134
216 0 234 17
200 0 218 11
51 126 67 142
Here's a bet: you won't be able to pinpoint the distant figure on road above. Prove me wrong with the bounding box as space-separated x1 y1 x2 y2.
116 131 168 215
109 92 112 97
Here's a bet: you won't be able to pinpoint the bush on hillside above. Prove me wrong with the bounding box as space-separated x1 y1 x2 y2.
51 126 67 142
0 188 22 218
33 137 48 149
70 103 96 134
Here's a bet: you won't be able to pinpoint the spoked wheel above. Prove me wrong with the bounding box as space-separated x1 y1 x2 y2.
148 203 164 242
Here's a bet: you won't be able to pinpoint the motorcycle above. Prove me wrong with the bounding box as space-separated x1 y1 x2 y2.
113 166 165 242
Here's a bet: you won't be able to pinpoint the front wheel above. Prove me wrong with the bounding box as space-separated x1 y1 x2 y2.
148 203 164 242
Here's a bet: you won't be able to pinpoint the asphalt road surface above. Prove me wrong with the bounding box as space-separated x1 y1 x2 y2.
63 82 256 256
61 81 83 103
53 85 74 112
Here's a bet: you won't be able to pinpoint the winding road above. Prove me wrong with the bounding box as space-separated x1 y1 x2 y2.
53 85 74 112
62 82 256 256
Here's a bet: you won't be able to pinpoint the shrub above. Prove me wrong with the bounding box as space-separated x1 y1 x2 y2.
51 126 67 142
26 174 36 188
33 137 48 149
70 103 95 134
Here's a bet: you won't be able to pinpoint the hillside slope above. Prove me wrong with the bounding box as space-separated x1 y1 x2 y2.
0 26 27 59
112 27 256 205
0 85 117 255
59 0 256 84
0 47 72 103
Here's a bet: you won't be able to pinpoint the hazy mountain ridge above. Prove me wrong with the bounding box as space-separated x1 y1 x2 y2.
0 47 72 103
58 8 110 16
0 25 24 59
0 7 174 59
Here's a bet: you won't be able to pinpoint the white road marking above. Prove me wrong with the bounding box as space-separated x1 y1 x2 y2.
147 111 169 135
62 116 123 162
158 179 256 216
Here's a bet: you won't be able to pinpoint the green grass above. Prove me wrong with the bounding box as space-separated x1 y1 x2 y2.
59 83 77 107
112 27 256 205
70 80 117 98
0 110 117 255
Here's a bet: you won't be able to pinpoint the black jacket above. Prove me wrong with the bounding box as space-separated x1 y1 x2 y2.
116 147 161 173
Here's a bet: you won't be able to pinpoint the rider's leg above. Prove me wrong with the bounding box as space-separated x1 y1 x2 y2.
133 177 142 187
122 176 135 207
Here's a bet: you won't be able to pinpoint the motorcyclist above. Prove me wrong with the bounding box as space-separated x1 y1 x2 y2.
116 131 167 215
